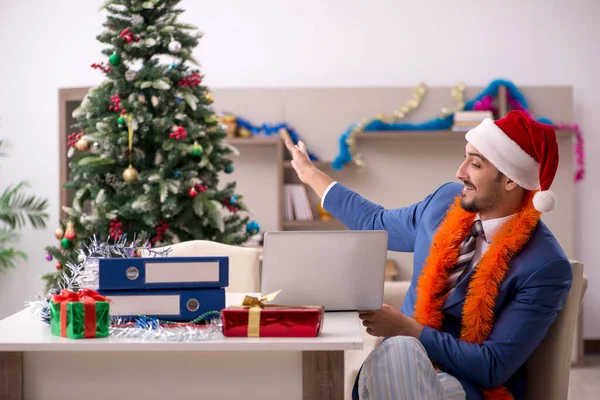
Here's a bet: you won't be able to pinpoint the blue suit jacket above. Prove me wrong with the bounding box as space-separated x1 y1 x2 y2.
323 182 572 400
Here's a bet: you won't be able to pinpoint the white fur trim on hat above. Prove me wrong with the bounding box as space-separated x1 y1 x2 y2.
533 190 557 212
465 118 540 190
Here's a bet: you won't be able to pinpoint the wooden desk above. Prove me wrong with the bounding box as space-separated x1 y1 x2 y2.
0 294 363 400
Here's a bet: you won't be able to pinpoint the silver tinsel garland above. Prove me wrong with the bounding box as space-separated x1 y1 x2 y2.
27 235 224 342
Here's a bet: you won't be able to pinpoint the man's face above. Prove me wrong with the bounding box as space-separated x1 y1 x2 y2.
455 143 505 215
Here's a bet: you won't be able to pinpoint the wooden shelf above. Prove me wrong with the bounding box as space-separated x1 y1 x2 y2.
283 160 332 168
225 136 281 145
282 219 347 230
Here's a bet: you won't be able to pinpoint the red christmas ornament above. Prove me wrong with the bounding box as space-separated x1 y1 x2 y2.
55 262 62 270
223 196 238 213
91 62 113 73
188 187 198 198
169 126 188 140
195 184 208 193
177 73 202 87
109 94 123 113
67 131 83 148
151 221 169 244
119 28 140 43
109 218 123 240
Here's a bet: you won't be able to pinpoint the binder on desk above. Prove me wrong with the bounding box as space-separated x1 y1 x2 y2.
98 256 229 291
99 288 225 321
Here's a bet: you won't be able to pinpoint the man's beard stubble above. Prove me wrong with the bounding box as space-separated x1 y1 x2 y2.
459 179 504 214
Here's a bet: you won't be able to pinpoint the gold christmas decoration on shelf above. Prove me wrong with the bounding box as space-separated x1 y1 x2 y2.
217 115 238 137
346 83 427 167
440 82 466 118
123 114 139 183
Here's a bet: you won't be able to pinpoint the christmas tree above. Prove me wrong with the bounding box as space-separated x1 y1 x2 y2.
43 0 260 292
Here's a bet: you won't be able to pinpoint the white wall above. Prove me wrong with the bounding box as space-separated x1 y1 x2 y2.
1 0 598 337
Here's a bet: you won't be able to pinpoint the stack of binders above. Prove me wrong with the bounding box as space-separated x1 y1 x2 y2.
97 256 229 321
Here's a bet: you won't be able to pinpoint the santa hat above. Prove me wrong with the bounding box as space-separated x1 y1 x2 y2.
465 110 559 213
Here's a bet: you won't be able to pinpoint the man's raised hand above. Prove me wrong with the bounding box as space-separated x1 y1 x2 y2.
285 140 316 184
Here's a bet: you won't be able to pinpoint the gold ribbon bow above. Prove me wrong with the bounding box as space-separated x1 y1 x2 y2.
240 290 281 337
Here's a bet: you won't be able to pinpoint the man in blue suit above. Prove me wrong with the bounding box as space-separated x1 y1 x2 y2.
285 110 572 400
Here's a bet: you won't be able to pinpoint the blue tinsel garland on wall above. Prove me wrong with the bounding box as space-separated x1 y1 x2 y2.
331 79 554 170
228 115 320 161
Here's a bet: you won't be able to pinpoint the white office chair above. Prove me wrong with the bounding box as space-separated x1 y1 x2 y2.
148 240 260 293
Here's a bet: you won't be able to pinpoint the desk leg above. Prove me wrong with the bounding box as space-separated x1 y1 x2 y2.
0 352 23 400
302 351 344 400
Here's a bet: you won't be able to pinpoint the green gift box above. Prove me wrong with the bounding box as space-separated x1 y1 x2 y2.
50 289 111 339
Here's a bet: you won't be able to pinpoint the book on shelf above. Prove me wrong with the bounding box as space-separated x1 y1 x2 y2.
451 110 493 132
284 184 314 221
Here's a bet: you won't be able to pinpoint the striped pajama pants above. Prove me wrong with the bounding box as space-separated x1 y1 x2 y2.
357 336 466 400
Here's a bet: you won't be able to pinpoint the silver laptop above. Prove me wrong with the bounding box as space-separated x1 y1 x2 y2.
260 230 388 312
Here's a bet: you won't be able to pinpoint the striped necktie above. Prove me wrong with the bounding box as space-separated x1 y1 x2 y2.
447 219 485 290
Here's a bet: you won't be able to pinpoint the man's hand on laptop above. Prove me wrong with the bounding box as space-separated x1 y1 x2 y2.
284 139 334 199
358 304 424 339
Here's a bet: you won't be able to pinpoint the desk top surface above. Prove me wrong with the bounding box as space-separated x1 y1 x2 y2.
0 293 364 352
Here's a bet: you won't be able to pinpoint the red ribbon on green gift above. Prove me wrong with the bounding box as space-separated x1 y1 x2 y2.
52 289 111 338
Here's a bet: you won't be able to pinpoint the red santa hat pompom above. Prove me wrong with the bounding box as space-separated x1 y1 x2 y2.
465 110 559 212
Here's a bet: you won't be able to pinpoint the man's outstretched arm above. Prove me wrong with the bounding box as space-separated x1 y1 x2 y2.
284 140 444 252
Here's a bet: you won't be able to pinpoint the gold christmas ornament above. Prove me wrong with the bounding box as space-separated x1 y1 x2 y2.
346 83 427 167
123 166 139 182
205 93 214 103
75 138 89 151
54 227 64 240
123 114 139 183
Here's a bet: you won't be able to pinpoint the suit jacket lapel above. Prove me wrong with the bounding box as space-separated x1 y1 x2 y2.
442 266 475 309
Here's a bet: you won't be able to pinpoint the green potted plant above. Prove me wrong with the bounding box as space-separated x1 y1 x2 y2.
0 140 49 271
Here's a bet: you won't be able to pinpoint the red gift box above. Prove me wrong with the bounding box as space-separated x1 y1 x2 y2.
221 291 324 337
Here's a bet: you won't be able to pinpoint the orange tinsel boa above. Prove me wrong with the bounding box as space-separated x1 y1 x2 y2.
413 191 540 400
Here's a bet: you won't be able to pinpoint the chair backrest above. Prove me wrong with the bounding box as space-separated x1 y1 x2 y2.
149 240 260 293
525 260 584 400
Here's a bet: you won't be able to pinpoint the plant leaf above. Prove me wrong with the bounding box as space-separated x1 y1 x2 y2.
0 182 49 229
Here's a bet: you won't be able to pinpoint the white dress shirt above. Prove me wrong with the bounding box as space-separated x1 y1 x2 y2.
321 181 338 208
321 181 514 271
470 213 514 269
